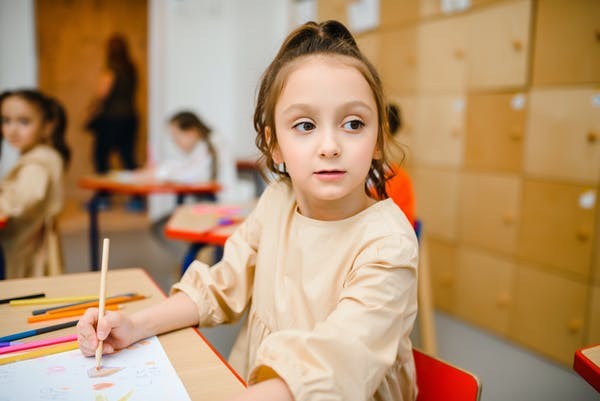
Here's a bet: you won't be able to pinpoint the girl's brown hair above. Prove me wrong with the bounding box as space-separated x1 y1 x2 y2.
0 89 71 166
169 111 218 180
253 20 402 199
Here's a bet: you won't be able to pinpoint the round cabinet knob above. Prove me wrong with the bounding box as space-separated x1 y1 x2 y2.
508 128 523 141
511 39 523 51
453 48 465 60
587 131 598 144
496 293 511 308
567 318 583 334
576 227 591 242
502 212 515 225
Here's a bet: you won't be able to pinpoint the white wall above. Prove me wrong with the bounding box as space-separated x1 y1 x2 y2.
148 0 290 217
0 0 37 177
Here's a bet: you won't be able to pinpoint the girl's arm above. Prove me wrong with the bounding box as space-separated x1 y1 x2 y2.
77 292 198 356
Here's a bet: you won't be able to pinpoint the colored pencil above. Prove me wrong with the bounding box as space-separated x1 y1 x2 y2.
0 342 22 347
0 320 78 342
10 295 97 306
31 292 137 315
0 293 45 304
46 294 145 315
96 238 110 371
27 304 120 323
0 334 78 355
0 341 79 366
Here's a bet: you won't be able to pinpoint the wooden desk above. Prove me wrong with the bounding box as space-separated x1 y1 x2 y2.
0 268 245 399
165 204 248 274
574 344 600 393
165 204 244 247
78 174 221 270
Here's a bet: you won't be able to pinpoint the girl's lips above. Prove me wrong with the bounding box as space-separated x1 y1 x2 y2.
314 170 346 181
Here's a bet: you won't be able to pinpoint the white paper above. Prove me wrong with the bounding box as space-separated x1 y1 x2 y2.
0 336 191 401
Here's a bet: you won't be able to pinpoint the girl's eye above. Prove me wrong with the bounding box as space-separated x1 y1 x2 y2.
343 119 364 131
18 118 30 125
293 121 315 133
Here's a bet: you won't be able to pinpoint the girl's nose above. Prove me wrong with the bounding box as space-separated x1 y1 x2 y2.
319 129 341 158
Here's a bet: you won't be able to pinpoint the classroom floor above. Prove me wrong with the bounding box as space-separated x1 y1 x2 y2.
58 200 598 401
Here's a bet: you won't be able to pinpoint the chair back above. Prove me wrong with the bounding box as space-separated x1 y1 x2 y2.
414 348 481 401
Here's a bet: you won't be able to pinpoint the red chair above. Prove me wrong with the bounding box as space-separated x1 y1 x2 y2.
414 348 482 401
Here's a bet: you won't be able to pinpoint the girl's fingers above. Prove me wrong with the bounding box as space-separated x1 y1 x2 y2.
77 308 99 355
97 311 121 340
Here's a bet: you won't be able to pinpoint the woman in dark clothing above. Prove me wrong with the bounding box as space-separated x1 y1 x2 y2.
88 33 138 173
86 33 142 210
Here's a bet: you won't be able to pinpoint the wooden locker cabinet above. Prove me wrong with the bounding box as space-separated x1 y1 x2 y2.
356 31 381 70
454 247 516 336
413 167 461 241
524 88 600 184
465 91 526 173
587 285 600 344
412 94 466 167
518 179 597 280
417 15 468 91
458 172 521 255
379 0 420 27
532 0 600 85
510 264 588 365
317 0 349 25
427 237 458 313
466 0 531 89
379 28 418 94
390 95 418 164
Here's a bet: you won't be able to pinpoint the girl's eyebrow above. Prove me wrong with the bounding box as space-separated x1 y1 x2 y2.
281 100 374 115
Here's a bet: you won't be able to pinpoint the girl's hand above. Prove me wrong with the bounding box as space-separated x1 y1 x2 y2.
77 308 138 356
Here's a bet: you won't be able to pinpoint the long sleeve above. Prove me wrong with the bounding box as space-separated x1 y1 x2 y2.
0 163 51 218
249 233 418 401
170 191 266 326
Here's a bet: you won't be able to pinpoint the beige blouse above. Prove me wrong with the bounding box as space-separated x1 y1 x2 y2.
172 180 419 401
0 145 64 278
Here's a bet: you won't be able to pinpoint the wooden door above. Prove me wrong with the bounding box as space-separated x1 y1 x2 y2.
36 0 148 201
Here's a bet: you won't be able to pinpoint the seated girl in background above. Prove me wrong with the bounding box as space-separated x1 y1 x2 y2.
0 89 71 279
132 111 217 184
78 20 418 401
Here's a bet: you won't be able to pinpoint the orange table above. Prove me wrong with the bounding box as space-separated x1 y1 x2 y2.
165 203 250 272
574 344 600 393
0 268 245 399
0 215 7 230
78 174 221 270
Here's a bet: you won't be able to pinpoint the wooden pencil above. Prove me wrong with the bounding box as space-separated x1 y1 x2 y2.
95 238 110 371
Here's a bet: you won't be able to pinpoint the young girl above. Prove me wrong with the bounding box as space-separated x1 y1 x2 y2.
133 111 217 184
0 89 71 279
78 20 418 401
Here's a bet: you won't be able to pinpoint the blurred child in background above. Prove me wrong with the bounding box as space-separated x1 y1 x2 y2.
0 89 71 279
133 111 217 184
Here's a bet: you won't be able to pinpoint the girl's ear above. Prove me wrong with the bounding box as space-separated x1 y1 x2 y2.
372 145 382 160
266 126 284 164
42 122 54 142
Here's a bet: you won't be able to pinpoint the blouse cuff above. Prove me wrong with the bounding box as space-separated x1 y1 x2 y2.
170 262 220 327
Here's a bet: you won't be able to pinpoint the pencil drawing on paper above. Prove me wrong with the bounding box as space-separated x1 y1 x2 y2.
0 336 191 401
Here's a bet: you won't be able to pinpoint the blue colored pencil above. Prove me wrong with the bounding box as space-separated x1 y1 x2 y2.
0 320 78 342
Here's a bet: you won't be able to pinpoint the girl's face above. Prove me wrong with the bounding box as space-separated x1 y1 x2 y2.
169 123 200 154
1 96 49 153
273 55 380 220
